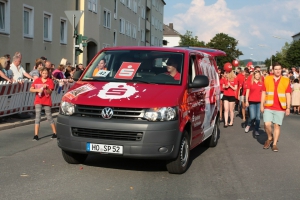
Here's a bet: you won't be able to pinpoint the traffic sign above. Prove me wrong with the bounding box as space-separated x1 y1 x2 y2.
64 10 83 28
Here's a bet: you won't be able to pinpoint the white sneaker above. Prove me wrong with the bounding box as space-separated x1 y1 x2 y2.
245 126 250 133
255 131 260 136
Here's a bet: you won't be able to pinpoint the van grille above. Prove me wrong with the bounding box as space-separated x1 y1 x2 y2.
75 105 145 119
72 127 143 141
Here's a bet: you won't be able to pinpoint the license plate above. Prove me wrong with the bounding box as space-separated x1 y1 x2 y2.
86 143 123 154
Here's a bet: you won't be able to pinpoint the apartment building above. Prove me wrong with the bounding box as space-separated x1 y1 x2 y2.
0 0 75 72
79 0 165 65
0 0 165 71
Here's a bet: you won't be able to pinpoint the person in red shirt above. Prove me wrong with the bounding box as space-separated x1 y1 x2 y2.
240 68 250 125
222 70 237 127
261 63 291 152
30 67 57 141
165 57 181 80
219 70 225 121
245 70 263 135
236 67 245 114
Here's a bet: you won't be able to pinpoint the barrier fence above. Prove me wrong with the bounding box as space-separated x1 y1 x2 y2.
0 79 75 117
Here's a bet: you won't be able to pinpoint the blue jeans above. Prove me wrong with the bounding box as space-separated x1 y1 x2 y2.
247 102 261 131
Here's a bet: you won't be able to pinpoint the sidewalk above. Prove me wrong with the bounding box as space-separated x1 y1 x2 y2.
0 110 59 131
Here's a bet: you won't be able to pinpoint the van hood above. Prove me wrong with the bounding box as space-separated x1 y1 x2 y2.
62 81 184 108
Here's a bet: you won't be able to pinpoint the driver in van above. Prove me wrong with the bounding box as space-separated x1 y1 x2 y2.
166 57 181 80
93 59 107 76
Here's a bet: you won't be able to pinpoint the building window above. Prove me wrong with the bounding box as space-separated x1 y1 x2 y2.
113 31 117 46
60 18 67 44
132 24 137 39
43 12 52 41
141 29 145 42
88 0 97 13
103 9 111 28
141 6 145 19
114 0 118 19
0 0 10 34
23 5 34 38
119 17 125 34
133 0 137 13
127 0 131 9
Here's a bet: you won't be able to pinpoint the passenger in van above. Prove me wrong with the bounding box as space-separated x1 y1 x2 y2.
93 59 107 76
165 57 181 80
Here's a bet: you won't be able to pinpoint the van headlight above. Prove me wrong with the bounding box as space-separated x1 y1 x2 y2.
144 107 177 121
60 101 75 116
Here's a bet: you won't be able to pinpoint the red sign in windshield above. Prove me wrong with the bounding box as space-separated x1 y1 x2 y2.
114 62 141 80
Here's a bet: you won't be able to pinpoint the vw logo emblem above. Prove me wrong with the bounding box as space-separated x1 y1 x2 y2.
101 107 113 119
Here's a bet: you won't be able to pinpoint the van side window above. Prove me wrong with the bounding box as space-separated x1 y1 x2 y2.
189 55 196 83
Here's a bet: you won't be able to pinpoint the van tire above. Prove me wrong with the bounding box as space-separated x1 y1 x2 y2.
206 117 219 147
166 130 190 174
62 150 88 164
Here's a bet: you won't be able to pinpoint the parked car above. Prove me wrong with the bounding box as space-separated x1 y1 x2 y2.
57 46 226 174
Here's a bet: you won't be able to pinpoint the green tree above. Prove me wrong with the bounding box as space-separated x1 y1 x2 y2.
286 40 300 67
206 33 243 67
179 31 206 47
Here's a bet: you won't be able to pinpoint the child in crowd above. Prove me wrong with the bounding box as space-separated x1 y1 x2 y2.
30 67 57 140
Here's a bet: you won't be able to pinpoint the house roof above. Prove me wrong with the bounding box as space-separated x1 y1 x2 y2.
292 32 300 37
163 24 181 36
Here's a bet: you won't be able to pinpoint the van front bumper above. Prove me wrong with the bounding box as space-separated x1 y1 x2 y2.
56 115 182 159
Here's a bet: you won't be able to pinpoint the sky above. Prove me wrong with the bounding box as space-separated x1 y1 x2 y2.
163 0 300 62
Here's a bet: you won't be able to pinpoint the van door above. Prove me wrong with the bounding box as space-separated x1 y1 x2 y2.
187 54 206 149
197 55 215 137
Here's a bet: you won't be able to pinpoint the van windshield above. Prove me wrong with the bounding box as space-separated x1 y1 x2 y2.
82 50 184 85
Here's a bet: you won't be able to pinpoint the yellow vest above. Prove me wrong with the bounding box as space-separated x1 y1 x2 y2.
264 75 289 109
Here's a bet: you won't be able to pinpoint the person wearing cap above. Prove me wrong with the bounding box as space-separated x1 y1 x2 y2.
165 57 181 80
261 62 291 152
222 70 237 127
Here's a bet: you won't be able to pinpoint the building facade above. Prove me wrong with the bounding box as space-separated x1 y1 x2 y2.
0 0 75 72
163 23 181 47
292 32 300 41
0 0 165 71
79 0 165 65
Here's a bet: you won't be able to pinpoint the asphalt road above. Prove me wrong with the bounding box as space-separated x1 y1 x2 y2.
1 114 300 200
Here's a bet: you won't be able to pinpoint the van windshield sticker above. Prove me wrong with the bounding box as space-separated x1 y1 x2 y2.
98 82 139 100
114 62 141 80
95 70 110 77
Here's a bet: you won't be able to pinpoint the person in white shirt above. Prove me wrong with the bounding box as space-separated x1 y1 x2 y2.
10 54 33 81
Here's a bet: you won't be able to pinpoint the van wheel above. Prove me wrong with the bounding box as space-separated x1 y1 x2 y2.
62 150 88 164
166 130 190 174
206 117 219 147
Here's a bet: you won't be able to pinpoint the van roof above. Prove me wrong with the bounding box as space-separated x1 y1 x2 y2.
174 46 227 57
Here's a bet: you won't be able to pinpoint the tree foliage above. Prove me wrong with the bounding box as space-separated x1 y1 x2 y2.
286 40 300 67
179 31 206 47
206 33 243 67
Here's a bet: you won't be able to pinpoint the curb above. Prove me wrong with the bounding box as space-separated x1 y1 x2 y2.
0 113 59 131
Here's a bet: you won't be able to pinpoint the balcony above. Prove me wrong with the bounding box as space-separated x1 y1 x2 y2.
147 0 151 9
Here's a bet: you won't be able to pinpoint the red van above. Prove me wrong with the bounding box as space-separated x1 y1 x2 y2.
57 46 226 174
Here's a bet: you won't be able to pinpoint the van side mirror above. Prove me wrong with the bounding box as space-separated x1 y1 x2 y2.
189 75 209 88
73 70 83 81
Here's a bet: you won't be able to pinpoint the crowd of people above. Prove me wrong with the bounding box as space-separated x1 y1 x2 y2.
0 51 86 140
0 52 85 83
218 62 298 152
